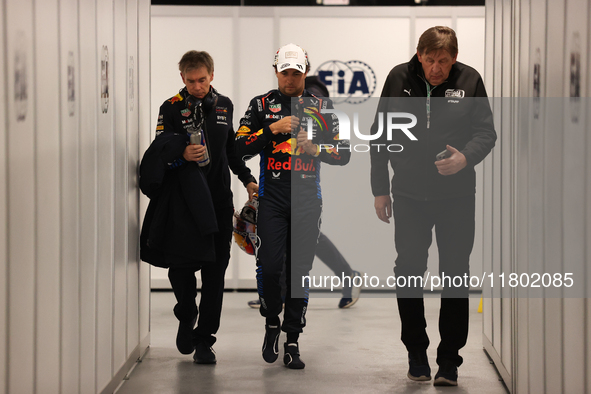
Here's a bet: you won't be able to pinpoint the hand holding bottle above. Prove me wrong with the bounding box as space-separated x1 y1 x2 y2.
186 128 210 166
183 143 208 163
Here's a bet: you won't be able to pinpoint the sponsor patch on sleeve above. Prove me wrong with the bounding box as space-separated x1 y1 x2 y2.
236 125 252 137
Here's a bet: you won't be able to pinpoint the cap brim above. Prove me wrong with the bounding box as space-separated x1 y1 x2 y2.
276 62 306 72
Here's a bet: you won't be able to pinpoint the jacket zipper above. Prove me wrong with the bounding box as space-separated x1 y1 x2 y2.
417 74 443 200
424 79 435 129
418 74 444 129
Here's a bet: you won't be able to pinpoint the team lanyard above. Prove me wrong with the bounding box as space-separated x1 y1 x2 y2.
425 80 436 129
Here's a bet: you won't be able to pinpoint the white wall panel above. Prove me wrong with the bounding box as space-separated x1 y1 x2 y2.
78 0 99 392
6 0 36 392
127 0 141 356
482 0 495 347
150 15 234 147
236 16 274 124
485 0 507 383
1 0 150 392
485 0 591 392
34 1 62 392
543 1 565 392
500 0 513 377
459 16 486 293
96 0 115 390
491 0 503 360
561 1 588 392
525 1 545 391
515 299 528 394
527 299 544 393
138 0 152 347
113 0 129 374
456 17 485 79
514 2 531 391
59 0 82 391
33 1 61 393
0 1 8 393
588 20 591 392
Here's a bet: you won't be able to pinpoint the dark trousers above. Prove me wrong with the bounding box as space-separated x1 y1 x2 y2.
316 232 353 278
393 195 474 367
256 195 321 333
274 232 352 300
167 206 233 346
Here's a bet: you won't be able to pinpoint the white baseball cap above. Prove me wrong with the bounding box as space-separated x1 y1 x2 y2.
273 43 309 73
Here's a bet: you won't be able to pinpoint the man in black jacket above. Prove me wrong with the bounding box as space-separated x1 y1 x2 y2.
235 44 350 369
370 27 496 386
140 50 257 364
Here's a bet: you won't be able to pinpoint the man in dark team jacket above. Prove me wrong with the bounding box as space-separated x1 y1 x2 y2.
140 50 257 364
235 43 349 369
370 27 496 386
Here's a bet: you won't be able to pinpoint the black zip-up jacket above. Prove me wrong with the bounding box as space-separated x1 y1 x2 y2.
155 86 256 208
235 89 349 200
370 55 497 201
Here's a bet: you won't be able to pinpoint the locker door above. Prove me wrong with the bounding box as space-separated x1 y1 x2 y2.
561 0 588 392
526 0 547 392
33 0 61 393
543 0 566 392
126 0 140 357
78 0 99 392
514 1 531 393
96 0 115 390
112 0 129 373
137 0 151 347
0 0 7 392
5 1 36 392
59 0 82 391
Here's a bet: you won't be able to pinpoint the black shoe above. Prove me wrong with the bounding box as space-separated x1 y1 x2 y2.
407 350 431 381
262 324 281 363
283 342 305 369
176 316 197 355
193 341 216 364
434 359 458 386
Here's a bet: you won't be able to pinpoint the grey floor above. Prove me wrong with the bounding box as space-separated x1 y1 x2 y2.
116 291 508 394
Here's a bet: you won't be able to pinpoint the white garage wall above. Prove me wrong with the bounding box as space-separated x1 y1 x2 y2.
149 5 486 290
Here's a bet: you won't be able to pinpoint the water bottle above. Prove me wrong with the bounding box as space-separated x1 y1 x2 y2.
189 127 210 167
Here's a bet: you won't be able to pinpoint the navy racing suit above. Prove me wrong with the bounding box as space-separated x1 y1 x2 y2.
236 89 349 333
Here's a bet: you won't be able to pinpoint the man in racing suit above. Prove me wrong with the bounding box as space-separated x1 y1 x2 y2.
235 43 350 369
370 27 496 386
140 50 257 364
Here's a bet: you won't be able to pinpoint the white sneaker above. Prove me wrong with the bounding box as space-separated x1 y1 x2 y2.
338 271 363 308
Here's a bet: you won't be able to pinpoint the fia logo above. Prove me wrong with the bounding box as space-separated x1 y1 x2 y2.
314 60 376 104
